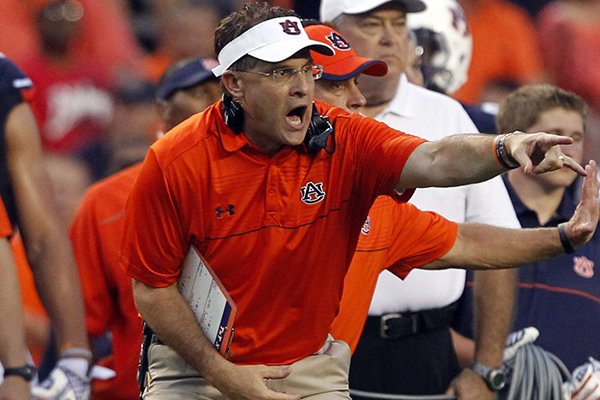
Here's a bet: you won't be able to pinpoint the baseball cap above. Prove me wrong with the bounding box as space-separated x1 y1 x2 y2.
304 23 387 81
156 58 219 100
320 0 426 22
212 16 334 77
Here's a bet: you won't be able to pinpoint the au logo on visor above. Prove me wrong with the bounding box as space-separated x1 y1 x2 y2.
279 19 301 35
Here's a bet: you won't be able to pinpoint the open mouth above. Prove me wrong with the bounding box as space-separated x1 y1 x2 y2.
286 105 308 128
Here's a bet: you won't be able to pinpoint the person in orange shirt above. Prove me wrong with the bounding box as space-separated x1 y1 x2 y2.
119 4 597 399
0 198 34 400
70 57 221 400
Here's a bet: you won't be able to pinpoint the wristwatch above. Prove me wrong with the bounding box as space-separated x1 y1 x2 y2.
3 364 37 382
471 362 506 391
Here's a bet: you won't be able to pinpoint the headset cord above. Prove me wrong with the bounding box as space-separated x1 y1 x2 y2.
500 343 571 400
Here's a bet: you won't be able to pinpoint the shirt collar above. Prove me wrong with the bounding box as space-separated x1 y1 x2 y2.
377 74 416 120
502 174 577 228
215 101 252 153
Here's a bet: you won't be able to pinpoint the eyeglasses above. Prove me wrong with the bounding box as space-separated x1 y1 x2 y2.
237 64 323 82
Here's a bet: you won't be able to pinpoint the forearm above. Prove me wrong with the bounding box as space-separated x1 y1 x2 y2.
430 223 566 270
133 281 232 383
0 241 28 366
400 134 504 189
27 233 89 350
472 269 516 367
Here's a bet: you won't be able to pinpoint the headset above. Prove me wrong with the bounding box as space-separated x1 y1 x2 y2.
222 94 335 155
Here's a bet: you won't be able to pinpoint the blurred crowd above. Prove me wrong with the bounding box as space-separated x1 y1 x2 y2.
1 0 599 190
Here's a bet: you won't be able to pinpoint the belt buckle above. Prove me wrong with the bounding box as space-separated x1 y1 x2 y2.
380 313 401 339
380 312 419 339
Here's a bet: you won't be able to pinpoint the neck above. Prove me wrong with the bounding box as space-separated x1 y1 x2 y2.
507 171 566 225
359 74 401 118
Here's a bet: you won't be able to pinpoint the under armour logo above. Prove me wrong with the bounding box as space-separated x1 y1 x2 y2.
361 216 371 235
216 204 235 218
279 19 301 35
573 256 594 278
326 32 351 51
300 181 326 204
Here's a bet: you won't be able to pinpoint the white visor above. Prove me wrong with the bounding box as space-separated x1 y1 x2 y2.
212 16 334 77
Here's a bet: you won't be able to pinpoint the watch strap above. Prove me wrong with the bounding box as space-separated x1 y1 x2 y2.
471 361 506 391
3 364 37 381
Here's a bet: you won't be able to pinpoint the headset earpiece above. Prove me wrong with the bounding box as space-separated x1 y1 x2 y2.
222 94 244 134
305 104 335 155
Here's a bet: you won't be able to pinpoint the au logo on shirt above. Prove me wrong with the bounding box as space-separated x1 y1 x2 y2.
361 216 371 235
300 181 326 204
573 256 594 278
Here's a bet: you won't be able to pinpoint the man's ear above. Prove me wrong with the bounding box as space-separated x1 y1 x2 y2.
155 100 171 123
221 71 245 98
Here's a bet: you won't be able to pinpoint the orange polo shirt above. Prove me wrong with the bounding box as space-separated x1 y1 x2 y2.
330 197 458 352
121 100 426 365
70 163 143 400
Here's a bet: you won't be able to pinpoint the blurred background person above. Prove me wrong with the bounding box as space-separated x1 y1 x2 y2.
19 0 115 180
0 197 33 400
455 84 600 373
104 79 161 176
1 53 92 399
453 0 547 105
43 154 92 228
408 0 497 134
142 0 224 82
0 0 143 83
70 57 221 400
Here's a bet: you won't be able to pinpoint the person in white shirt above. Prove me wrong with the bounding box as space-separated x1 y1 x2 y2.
321 0 520 398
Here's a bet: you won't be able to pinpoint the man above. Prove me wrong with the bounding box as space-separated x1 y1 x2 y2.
120 3 596 399
303 22 388 111
0 198 33 400
70 57 221 400
456 84 600 375
321 0 519 398
0 53 92 399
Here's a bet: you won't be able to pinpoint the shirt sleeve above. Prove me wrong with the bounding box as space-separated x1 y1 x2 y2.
378 202 458 279
345 114 427 202
119 150 187 288
70 189 115 336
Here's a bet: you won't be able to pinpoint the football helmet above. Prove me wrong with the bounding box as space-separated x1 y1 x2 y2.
407 0 472 94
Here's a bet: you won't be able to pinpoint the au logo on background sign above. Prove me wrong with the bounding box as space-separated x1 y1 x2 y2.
300 181 326 204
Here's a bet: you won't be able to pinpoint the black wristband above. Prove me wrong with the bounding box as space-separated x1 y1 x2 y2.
558 223 575 254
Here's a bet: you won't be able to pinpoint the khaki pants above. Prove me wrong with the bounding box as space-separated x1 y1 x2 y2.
143 336 351 399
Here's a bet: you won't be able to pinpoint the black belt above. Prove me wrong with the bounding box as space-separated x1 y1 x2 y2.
364 302 457 340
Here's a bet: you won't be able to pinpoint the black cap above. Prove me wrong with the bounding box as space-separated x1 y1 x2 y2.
156 57 219 101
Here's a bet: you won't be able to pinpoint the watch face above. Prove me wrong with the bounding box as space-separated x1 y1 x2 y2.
488 369 506 391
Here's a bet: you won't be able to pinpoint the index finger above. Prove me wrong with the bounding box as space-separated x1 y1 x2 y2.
562 155 587 176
